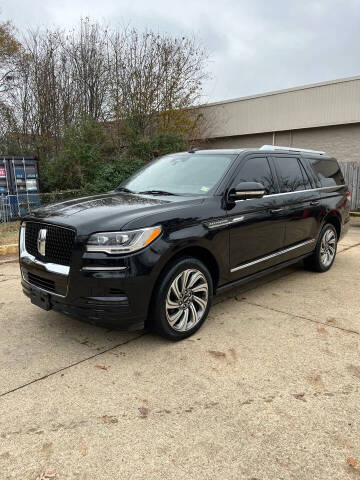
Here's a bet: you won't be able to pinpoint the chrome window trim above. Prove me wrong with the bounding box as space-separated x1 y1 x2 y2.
234 185 342 202
235 190 266 195
266 185 342 197
230 238 315 273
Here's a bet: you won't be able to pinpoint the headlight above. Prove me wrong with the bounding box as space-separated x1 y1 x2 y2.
86 226 162 254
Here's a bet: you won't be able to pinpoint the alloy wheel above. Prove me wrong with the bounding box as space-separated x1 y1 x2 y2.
320 228 336 268
165 268 209 332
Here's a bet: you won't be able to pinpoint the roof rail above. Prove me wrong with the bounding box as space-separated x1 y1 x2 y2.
260 145 325 155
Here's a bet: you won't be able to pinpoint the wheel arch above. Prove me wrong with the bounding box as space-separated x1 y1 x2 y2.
323 213 341 240
146 245 220 328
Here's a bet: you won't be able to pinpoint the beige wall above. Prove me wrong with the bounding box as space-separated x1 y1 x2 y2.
205 123 360 163
201 76 360 139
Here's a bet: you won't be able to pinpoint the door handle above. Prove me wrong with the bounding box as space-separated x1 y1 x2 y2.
270 208 284 214
310 200 320 206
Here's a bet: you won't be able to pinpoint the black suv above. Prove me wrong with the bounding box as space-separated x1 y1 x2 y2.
20 146 350 340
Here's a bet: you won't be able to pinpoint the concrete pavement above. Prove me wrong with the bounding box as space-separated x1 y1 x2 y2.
1 227 360 480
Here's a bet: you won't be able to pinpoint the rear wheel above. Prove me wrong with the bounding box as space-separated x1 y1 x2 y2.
151 257 213 340
304 223 337 272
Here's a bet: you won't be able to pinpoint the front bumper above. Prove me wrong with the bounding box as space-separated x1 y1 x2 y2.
21 278 145 330
19 223 162 331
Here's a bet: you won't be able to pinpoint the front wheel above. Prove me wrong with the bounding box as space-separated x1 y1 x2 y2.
151 257 213 341
304 223 337 272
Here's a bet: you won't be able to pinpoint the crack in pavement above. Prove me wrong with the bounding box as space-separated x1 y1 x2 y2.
0 332 147 399
337 241 360 253
238 298 360 336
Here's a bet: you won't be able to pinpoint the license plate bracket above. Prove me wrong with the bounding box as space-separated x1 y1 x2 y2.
31 291 52 311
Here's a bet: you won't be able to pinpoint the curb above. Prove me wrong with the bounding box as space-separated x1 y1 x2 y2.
0 244 19 256
350 212 360 217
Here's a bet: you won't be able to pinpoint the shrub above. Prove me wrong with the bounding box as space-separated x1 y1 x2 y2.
82 156 146 194
40 117 108 192
40 120 188 194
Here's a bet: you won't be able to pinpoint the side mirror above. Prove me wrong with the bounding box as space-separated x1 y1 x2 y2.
228 182 266 201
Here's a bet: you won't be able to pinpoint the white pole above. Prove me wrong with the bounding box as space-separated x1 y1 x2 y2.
11 158 21 218
23 157 30 214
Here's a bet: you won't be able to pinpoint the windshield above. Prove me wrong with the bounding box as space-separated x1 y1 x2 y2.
119 153 235 196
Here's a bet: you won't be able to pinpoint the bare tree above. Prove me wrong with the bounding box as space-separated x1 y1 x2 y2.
108 28 208 137
64 19 111 121
1 19 208 156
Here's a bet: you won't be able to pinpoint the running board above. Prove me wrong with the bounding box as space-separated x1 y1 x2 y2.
230 239 315 273
216 253 312 294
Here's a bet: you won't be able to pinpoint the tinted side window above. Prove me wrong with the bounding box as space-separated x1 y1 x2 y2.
276 157 311 193
308 158 344 187
235 157 277 195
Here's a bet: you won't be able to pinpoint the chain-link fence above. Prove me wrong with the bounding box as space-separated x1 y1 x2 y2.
0 191 81 223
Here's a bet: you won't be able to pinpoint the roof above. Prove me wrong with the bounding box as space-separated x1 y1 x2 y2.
200 75 360 138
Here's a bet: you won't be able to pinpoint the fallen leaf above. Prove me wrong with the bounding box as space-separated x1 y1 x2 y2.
95 364 109 371
138 407 149 418
81 444 88 456
347 457 359 469
317 327 327 334
293 393 307 402
101 415 118 424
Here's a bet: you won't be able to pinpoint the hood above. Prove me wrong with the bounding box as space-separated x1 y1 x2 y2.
25 191 202 234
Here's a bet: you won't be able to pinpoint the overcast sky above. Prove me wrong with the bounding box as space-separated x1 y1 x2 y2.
2 0 360 102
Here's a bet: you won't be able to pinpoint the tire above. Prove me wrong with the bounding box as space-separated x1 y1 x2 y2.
304 223 338 272
150 257 213 341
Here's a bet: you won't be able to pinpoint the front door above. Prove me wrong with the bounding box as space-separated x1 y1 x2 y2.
227 155 285 279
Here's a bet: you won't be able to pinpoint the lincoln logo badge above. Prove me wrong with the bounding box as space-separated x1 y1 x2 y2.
37 228 47 256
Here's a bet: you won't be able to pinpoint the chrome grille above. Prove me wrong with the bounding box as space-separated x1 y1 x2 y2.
25 222 75 266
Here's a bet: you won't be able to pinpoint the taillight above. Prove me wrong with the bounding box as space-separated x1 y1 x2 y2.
346 191 351 202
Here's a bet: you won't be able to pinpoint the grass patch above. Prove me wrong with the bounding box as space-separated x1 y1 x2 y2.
0 221 20 246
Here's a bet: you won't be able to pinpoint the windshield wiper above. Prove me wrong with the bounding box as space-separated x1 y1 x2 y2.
116 187 135 194
138 190 178 196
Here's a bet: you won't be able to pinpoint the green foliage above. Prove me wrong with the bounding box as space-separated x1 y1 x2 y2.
40 117 107 191
127 131 187 161
40 117 188 194
82 156 146 194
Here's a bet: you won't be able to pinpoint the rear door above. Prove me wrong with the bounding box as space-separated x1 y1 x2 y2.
307 155 349 233
272 154 320 249
227 154 286 278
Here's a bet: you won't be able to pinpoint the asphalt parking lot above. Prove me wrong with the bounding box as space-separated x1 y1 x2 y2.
1 224 360 480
